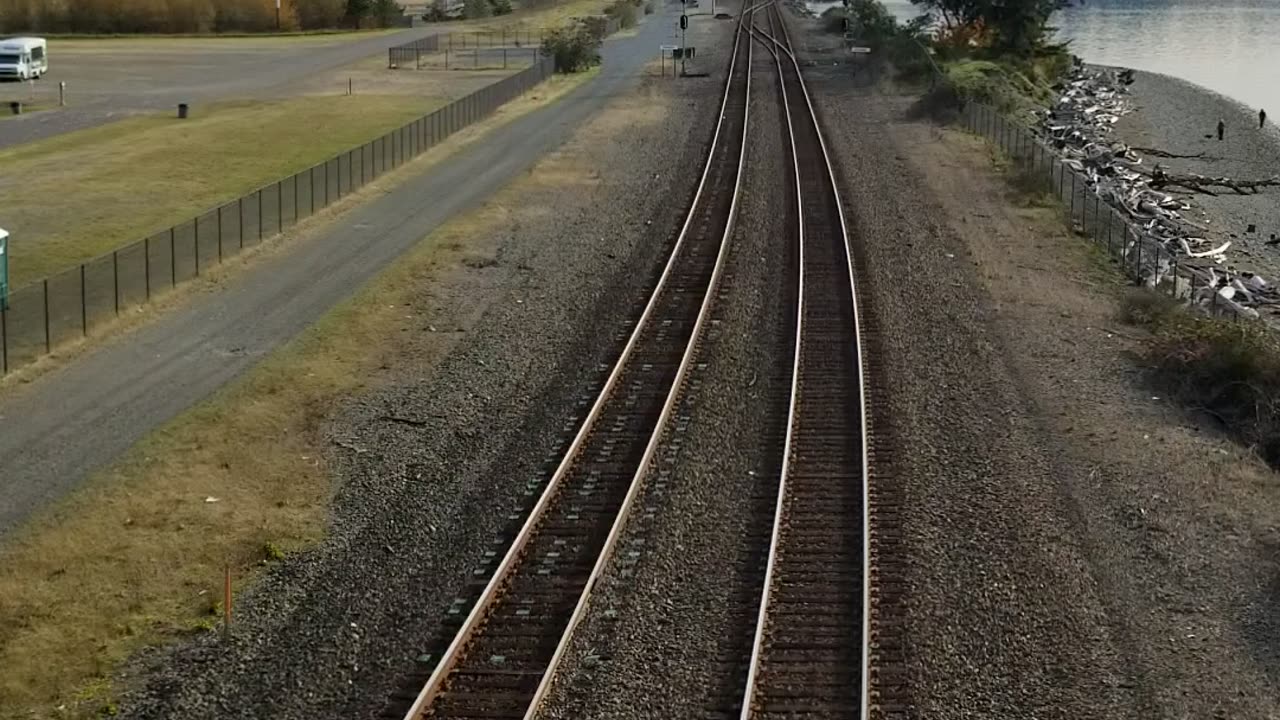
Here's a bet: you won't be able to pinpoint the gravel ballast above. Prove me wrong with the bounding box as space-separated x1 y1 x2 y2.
539 26 792 719
117 47 729 720
804 14 1280 720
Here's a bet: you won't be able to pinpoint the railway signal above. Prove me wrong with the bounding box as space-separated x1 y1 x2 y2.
680 14 688 74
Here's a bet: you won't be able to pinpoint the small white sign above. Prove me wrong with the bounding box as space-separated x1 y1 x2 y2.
660 44 679 51
849 46 872 53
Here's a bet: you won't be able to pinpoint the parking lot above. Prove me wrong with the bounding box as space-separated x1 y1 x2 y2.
0 29 438 148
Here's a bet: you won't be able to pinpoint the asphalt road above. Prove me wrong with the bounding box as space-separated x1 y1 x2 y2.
0 27 441 149
0 9 684 536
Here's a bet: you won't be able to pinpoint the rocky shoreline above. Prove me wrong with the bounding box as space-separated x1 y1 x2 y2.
1113 69 1280 276
1038 62 1280 318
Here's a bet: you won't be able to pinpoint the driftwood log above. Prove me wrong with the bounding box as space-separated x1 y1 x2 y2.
1131 146 1213 160
1141 168 1280 196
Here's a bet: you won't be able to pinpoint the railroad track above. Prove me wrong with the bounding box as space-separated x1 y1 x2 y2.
737 4 871 719
387 8 756 720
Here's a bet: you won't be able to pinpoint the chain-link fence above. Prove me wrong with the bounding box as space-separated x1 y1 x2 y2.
0 56 556 376
389 29 547 69
388 34 442 67
961 101 1255 324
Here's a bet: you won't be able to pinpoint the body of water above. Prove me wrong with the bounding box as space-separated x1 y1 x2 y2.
827 0 1280 116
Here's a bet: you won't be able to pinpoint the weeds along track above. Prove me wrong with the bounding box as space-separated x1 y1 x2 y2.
736 4 872 719
381 9 757 720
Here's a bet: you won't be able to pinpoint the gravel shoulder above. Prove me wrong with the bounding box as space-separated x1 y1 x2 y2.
1110 69 1280 281
117 24 729 720
538 17 791 718
809 46 1280 720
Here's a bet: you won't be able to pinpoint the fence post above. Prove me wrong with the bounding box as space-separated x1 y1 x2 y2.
2 304 7 375
310 166 316 215
1134 228 1143 279
80 264 87 336
1069 172 1076 227
43 279 50 354
1105 207 1114 255
1092 195 1100 244
145 235 151 300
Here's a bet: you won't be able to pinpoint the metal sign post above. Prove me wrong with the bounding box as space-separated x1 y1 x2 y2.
276 0 281 30
660 44 678 76
0 228 9 312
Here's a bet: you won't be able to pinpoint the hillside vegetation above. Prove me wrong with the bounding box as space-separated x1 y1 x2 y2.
827 0 1074 113
0 0 403 34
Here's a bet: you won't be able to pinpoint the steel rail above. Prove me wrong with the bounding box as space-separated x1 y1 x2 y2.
518 7 757 717
738 3 872 719
399 9 756 720
738 8 803 720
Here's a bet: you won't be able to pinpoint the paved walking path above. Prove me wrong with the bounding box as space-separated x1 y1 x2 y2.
0 12 677 535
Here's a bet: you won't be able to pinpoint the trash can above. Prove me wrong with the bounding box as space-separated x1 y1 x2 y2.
8 101 20 115
177 103 189 119
0 228 9 311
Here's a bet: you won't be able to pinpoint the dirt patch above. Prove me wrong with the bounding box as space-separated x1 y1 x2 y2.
889 111 1280 715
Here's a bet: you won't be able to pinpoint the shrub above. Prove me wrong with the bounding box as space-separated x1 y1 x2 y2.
605 0 637 28
369 0 403 25
489 0 513 15
821 6 847 34
462 0 491 17
644 1 654 14
297 0 347 27
541 23 602 72
1126 290 1280 465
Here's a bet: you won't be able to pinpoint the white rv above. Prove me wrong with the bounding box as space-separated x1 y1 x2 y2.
0 37 48 81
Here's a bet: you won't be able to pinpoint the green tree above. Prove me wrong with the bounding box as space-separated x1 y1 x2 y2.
846 0 897 42
370 0 403 24
984 0 1071 54
910 0 1072 55
541 23 602 72
908 0 983 30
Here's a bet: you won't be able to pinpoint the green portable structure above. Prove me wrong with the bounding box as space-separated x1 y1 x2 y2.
0 228 8 311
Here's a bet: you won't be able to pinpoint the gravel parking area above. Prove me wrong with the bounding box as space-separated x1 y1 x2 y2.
115 47 726 720
0 29 434 148
539 26 789 719
808 37 1280 720
1113 70 1280 283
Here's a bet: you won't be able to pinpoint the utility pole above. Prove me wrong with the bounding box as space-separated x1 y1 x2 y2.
276 0 282 30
